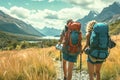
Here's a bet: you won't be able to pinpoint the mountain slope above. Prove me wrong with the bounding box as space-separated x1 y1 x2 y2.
37 27 62 36
0 30 41 41
95 2 120 22
109 20 120 35
0 10 44 36
109 14 120 23
0 21 28 35
77 2 120 35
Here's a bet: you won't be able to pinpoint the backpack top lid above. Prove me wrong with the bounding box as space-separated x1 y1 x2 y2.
93 23 108 34
68 22 81 31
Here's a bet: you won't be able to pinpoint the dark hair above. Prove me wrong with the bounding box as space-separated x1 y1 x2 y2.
64 25 68 32
66 19 73 25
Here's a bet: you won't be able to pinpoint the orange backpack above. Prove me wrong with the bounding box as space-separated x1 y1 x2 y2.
62 22 82 55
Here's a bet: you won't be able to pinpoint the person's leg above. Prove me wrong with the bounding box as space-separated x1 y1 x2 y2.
63 59 67 79
87 62 94 80
95 63 102 80
67 62 74 80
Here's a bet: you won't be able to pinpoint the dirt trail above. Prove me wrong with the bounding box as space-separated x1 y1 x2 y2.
55 60 89 80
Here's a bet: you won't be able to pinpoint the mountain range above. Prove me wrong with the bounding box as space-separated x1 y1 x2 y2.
95 2 120 22
0 2 120 37
0 10 44 37
77 2 120 35
37 27 61 36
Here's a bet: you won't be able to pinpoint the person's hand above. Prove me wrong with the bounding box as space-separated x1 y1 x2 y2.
56 42 63 51
58 42 61 45
80 50 84 55
81 50 84 53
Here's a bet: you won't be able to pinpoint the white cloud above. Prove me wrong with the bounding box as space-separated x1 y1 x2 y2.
58 7 88 20
65 0 93 6
0 7 10 14
63 0 117 12
10 6 30 19
48 0 55 3
26 9 63 29
44 9 58 19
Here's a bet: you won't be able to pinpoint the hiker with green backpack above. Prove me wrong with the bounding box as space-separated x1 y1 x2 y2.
57 19 82 80
82 20 111 80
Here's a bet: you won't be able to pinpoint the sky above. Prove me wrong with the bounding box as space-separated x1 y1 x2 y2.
0 0 120 29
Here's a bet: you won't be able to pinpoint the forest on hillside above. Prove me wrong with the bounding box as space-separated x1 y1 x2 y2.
0 31 58 50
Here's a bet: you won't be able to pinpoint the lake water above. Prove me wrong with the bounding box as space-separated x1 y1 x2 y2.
27 36 60 43
40 36 60 40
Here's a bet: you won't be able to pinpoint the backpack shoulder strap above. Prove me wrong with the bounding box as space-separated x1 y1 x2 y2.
79 32 82 40
78 32 82 47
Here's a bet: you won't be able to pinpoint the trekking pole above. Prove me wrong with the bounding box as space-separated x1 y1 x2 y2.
80 54 82 80
60 50 63 80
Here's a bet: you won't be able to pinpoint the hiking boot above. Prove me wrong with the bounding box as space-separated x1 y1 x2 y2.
94 73 96 78
64 77 67 80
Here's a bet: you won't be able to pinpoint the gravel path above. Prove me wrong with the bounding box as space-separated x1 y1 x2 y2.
55 60 89 80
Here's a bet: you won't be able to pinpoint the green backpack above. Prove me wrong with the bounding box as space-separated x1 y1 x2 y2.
89 23 109 59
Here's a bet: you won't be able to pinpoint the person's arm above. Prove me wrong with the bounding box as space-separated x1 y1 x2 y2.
82 32 90 52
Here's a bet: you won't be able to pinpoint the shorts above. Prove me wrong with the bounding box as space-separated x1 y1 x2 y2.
63 52 79 62
87 55 104 64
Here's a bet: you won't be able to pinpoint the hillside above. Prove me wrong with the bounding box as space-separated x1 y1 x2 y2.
0 31 43 50
0 10 44 37
0 31 41 41
95 2 120 22
109 20 120 35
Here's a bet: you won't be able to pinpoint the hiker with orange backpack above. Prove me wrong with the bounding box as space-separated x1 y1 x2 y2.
82 20 110 80
57 19 82 80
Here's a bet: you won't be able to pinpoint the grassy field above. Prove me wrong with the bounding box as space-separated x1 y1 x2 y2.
101 35 120 80
0 35 120 80
0 47 57 80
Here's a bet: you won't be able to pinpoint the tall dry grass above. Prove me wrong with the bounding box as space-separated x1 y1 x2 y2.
0 47 56 80
0 35 119 80
101 35 120 80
